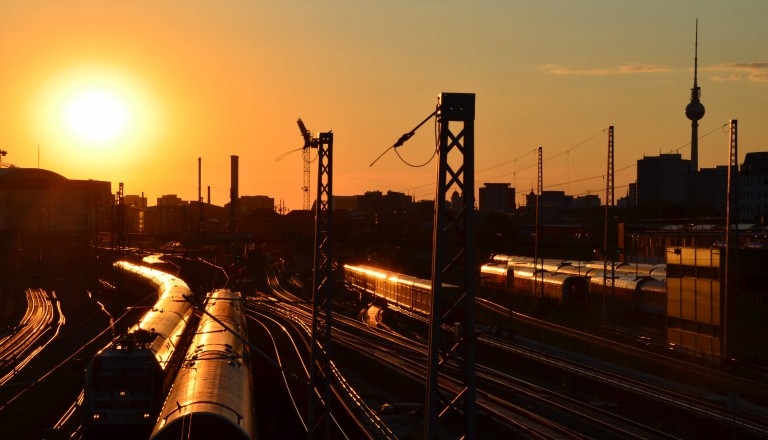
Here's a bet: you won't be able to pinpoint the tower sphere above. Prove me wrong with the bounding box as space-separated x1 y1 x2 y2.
686 101 705 121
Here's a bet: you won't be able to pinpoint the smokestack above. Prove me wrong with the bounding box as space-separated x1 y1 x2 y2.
207 186 210 204
230 155 239 233
198 157 203 234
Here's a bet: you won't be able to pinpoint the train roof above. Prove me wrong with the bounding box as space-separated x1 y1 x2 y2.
480 263 510 274
343 263 457 289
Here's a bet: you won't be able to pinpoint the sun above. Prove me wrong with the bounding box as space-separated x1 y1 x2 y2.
63 88 130 143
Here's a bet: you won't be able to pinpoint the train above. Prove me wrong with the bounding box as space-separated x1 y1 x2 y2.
151 289 255 440
481 254 667 316
81 261 198 432
480 262 590 305
492 253 666 280
343 264 461 317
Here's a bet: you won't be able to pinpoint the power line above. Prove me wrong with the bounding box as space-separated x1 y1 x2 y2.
404 122 728 202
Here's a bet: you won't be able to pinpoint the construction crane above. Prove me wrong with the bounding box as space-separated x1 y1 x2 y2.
297 118 314 211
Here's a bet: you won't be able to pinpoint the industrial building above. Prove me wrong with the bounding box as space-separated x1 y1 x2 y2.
0 167 112 276
666 246 768 361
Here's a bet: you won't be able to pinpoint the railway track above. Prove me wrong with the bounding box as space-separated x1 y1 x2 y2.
478 298 768 438
254 271 392 438
267 269 675 438
0 289 60 386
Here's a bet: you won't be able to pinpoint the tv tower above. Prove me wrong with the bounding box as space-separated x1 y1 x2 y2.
685 19 705 173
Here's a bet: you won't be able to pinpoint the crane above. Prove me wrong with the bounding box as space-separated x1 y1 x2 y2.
297 118 315 211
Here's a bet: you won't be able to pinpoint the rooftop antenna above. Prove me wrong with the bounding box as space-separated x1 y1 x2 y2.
685 19 705 173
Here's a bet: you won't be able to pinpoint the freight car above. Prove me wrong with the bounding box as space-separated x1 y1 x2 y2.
82 261 197 431
151 289 254 440
343 264 460 317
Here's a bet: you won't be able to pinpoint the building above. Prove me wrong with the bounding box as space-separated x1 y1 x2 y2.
124 194 148 233
479 183 515 212
0 167 112 275
357 190 413 213
236 195 275 212
449 190 463 211
666 247 721 358
146 195 189 233
666 246 768 361
0 168 112 233
524 190 573 210
617 183 637 209
688 166 728 213
332 195 358 211
572 194 600 209
636 153 689 206
124 194 147 208
739 152 768 223
156 194 187 207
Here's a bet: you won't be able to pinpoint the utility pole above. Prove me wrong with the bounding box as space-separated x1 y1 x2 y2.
724 119 738 360
603 126 615 326
534 146 542 302
425 92 476 440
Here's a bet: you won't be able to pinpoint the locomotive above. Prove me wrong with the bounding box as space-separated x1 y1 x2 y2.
82 261 197 431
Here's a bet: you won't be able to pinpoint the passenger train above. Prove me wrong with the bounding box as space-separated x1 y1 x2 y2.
82 261 198 432
482 254 667 316
343 264 461 317
151 289 254 440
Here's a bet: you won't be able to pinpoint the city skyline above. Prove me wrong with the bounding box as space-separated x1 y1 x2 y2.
2 1 767 210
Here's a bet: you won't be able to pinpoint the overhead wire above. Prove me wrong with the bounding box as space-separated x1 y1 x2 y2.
394 118 729 202
370 108 438 167
553 122 729 197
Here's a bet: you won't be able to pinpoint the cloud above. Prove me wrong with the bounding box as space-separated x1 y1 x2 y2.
544 61 768 83
542 64 671 76
706 62 768 82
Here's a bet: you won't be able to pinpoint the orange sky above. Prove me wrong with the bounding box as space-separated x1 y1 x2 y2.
2 1 767 210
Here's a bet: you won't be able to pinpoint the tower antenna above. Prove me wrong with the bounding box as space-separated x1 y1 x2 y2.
694 19 699 89
685 19 705 173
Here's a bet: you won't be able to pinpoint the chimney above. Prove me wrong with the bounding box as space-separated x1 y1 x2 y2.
230 155 239 233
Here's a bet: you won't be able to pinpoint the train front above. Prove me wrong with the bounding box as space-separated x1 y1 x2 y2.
81 330 163 431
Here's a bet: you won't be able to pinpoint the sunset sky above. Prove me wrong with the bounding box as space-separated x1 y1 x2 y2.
1 1 766 210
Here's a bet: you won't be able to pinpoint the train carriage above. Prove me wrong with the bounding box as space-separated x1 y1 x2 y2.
480 255 665 315
636 278 667 315
479 263 513 290
343 264 460 318
151 289 254 440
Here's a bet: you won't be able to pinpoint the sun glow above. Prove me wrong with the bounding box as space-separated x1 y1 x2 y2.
30 65 164 174
64 89 130 142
